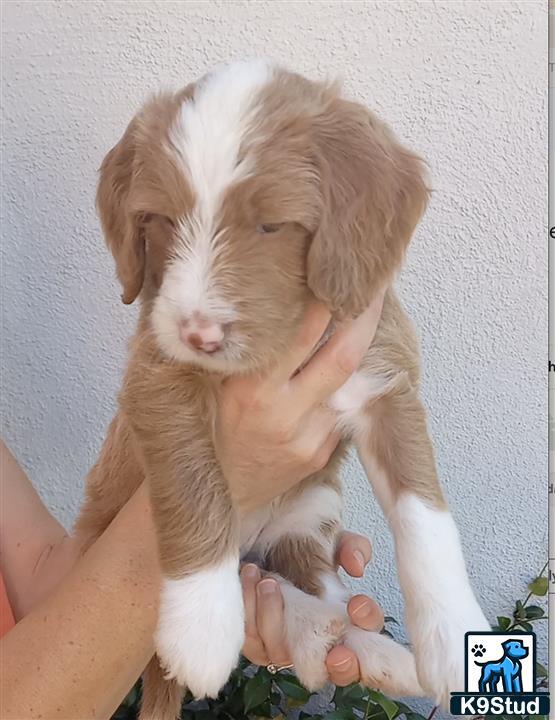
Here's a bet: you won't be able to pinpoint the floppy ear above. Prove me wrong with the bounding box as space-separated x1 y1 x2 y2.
308 98 429 318
96 117 145 305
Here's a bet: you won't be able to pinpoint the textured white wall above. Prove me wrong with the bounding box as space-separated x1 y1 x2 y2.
1 0 547 713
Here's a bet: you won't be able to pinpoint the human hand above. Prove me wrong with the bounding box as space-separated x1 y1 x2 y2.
240 532 384 687
215 290 386 514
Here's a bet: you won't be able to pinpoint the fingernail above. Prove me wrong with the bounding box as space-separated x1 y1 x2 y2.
257 579 278 595
350 598 372 618
353 550 365 571
332 656 353 671
243 564 260 580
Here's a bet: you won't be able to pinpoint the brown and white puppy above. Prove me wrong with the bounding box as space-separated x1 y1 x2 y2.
75 60 489 719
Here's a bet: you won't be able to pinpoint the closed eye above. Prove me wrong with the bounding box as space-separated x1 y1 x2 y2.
142 213 176 230
256 223 284 235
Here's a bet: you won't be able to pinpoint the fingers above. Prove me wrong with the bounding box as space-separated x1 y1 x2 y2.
310 427 342 473
348 595 385 632
272 302 332 385
241 564 268 665
218 302 331 414
292 289 386 405
326 645 361 686
336 532 372 578
291 407 342 476
255 578 291 667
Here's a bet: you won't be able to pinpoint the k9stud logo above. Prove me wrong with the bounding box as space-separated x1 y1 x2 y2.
450 632 549 716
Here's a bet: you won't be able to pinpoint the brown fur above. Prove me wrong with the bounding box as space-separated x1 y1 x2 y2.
141 659 182 720
75 66 446 719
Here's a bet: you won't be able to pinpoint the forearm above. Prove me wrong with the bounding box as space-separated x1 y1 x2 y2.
0 482 160 720
0 440 77 620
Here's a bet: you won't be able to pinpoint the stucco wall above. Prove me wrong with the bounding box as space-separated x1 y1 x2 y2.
1 1 547 714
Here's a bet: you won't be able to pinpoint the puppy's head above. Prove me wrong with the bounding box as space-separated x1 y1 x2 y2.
97 60 428 374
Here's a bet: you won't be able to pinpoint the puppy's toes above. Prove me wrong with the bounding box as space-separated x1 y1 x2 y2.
278 580 347 692
344 626 424 698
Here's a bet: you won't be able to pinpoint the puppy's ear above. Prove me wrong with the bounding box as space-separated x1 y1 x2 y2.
308 98 429 317
96 117 145 305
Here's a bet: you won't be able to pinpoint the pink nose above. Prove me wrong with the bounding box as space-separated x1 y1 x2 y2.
180 315 225 355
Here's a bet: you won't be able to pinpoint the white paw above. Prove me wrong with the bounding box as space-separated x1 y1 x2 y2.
409 597 490 708
278 580 346 691
155 558 245 699
344 627 424 698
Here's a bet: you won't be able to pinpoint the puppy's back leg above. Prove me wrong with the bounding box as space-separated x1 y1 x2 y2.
353 374 489 706
74 414 143 552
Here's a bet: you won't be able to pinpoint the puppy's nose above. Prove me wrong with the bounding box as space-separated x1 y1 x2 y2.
180 315 225 355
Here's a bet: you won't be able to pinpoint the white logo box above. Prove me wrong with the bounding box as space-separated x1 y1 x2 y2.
465 632 536 694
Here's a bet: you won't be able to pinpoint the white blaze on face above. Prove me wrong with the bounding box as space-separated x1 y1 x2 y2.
151 59 274 363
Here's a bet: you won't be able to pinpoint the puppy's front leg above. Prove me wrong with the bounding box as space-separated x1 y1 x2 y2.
356 377 489 707
152 473 243 701
122 372 244 700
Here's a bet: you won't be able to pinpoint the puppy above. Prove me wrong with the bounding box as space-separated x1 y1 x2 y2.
75 60 489 719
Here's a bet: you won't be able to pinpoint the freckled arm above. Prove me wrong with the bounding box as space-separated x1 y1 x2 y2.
0 480 160 720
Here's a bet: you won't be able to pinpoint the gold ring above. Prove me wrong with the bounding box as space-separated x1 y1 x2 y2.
267 662 295 675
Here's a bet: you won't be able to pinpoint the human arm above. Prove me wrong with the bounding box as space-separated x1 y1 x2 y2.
0 440 81 621
0 479 159 720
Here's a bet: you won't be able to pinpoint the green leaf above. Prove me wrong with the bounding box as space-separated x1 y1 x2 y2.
497 615 511 630
336 683 366 704
276 672 304 687
251 699 273 717
525 605 546 619
274 676 311 703
322 710 354 720
516 620 534 631
243 673 271 712
536 661 549 678
528 576 548 596
346 698 370 713
363 708 388 720
515 599 527 619
367 691 399 720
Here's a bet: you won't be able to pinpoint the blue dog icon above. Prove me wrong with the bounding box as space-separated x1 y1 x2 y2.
475 639 528 693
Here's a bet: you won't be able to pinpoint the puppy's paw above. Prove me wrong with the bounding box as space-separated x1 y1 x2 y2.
155 558 245 699
343 627 424 698
278 580 347 691
409 597 489 708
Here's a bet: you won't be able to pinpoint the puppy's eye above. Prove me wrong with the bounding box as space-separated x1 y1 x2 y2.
143 213 175 229
158 215 176 229
257 223 283 235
